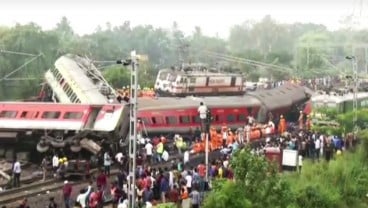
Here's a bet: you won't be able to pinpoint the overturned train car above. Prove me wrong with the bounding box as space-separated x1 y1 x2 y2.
0 102 130 153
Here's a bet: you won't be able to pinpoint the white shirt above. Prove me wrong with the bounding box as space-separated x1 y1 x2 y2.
162 150 169 161
145 202 153 208
197 105 208 119
315 139 321 149
104 152 111 166
223 160 229 168
13 161 21 174
115 152 123 163
185 175 192 188
76 186 91 208
52 155 59 167
184 151 189 164
145 143 153 156
169 171 174 188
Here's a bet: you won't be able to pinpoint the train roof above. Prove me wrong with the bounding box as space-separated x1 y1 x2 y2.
159 68 243 77
138 95 261 111
139 84 311 111
248 84 310 110
312 92 368 104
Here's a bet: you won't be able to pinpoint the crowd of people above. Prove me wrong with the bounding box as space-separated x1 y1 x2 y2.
6 101 356 208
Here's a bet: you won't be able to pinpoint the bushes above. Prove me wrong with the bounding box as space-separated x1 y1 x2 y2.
203 130 368 208
283 130 368 208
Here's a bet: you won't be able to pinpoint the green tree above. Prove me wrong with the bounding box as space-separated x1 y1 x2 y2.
203 147 294 208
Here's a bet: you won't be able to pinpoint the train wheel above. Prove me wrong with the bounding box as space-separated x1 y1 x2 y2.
36 142 49 153
70 145 82 152
51 139 66 148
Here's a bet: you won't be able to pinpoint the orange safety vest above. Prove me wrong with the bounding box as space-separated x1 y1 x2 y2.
278 118 286 134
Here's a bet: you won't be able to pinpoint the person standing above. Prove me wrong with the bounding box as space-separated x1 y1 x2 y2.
197 102 208 132
13 158 21 188
145 141 153 165
52 154 59 177
298 154 303 173
189 187 201 208
63 180 73 208
104 150 111 176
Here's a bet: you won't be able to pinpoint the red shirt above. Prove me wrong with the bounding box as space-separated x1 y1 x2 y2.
96 173 107 187
197 164 206 178
63 184 72 197
89 192 99 208
168 189 180 203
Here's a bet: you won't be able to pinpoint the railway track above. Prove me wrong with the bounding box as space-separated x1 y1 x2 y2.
0 150 221 206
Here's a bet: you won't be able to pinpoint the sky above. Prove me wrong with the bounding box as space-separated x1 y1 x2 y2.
0 0 365 38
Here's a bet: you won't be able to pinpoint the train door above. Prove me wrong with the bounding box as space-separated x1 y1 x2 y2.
84 106 102 129
182 77 188 94
188 77 196 93
230 76 236 87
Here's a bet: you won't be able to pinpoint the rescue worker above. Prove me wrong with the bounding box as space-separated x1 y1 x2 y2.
278 115 286 134
221 124 228 147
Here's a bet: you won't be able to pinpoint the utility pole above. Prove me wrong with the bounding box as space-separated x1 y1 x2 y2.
128 51 138 208
205 109 212 182
117 51 139 208
346 55 359 140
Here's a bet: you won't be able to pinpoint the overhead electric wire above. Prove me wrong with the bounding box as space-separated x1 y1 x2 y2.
0 49 38 57
201 50 295 74
0 53 44 82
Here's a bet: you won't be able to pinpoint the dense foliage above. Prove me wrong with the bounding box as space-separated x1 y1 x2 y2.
203 147 293 208
204 111 368 208
0 15 365 100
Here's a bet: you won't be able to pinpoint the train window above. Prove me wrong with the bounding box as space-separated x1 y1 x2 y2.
71 93 78 102
247 107 253 114
20 111 38 119
216 115 226 122
214 115 220 122
63 83 69 91
227 114 236 122
180 116 191 124
63 112 83 119
166 116 177 125
151 117 164 125
238 114 247 122
192 116 201 123
141 117 150 125
41 111 61 119
190 78 196 83
0 111 17 118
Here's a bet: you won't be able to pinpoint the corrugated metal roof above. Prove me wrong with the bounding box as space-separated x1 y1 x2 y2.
248 84 308 110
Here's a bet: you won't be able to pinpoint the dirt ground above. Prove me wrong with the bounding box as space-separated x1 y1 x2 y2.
5 176 115 208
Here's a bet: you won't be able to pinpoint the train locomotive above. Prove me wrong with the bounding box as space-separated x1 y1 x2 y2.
154 63 246 97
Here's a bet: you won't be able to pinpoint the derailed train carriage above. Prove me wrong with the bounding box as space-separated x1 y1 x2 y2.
0 102 130 154
0 83 310 155
138 84 311 134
